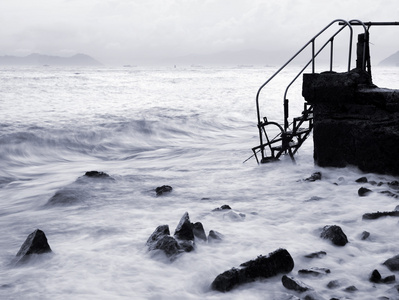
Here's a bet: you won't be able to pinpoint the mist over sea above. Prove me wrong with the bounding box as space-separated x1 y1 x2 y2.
0 65 398 299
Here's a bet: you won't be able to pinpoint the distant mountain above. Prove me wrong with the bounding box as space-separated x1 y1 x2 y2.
378 51 399 67
0 53 102 66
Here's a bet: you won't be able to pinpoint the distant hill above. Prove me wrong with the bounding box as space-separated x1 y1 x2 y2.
378 51 399 67
0 53 102 66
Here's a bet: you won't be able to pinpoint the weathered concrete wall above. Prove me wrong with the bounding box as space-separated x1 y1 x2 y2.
302 69 399 175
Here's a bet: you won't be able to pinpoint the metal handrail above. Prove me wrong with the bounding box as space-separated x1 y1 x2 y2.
281 20 368 131
255 19 352 126
255 19 354 161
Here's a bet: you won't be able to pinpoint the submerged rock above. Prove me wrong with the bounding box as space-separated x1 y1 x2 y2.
84 171 111 178
155 185 173 196
208 230 223 243
361 231 371 240
45 188 85 206
192 222 207 242
304 172 322 182
298 267 330 276
384 254 399 271
211 248 294 292
356 176 368 183
212 204 232 211
362 211 399 220
15 229 52 263
320 225 348 246
358 187 373 196
304 251 327 259
282 275 311 292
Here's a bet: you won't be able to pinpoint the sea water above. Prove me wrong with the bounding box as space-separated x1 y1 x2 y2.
0 65 398 300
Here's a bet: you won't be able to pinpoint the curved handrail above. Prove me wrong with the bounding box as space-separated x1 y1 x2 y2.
255 19 352 127
282 20 368 128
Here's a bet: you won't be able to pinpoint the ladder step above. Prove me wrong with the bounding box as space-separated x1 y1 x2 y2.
285 128 311 136
271 142 298 152
294 113 313 122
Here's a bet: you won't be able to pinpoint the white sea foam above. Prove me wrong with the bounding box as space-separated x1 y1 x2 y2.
0 65 398 299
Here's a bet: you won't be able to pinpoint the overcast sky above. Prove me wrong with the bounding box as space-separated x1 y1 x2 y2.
0 0 398 65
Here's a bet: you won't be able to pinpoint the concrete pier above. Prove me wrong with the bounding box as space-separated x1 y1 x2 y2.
302 68 399 175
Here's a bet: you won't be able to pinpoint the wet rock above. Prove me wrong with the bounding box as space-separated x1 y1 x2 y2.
320 225 348 246
281 275 311 292
304 172 322 182
208 230 223 243
45 188 84 206
16 229 52 262
356 176 368 183
298 267 330 276
302 290 326 300
304 251 327 259
223 210 245 221
384 254 399 271
358 187 373 196
146 225 181 260
370 269 382 283
370 269 396 284
211 248 294 292
344 285 358 292
389 180 399 190
361 231 370 240
305 196 324 202
362 211 399 220
155 185 173 196
192 222 207 241
380 190 399 198
84 171 111 178
382 275 396 284
174 212 194 241
327 279 342 289
212 204 231 211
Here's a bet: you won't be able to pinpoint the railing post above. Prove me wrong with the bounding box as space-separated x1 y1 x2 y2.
330 37 334 71
312 39 315 73
284 99 289 131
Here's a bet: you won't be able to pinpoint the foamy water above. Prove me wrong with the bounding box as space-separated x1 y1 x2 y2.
0 65 398 299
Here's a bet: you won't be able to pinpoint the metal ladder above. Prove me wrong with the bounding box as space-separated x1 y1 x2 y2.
250 19 370 164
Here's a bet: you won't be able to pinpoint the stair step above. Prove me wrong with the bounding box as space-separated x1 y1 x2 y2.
294 113 313 122
285 128 311 136
271 142 298 152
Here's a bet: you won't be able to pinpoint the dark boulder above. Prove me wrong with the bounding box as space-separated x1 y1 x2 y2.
380 190 399 198
298 267 330 276
370 269 382 283
146 225 181 260
362 211 399 220
384 254 399 271
358 187 373 196
211 248 294 292
155 185 173 196
320 225 348 246
174 212 194 241
16 229 52 263
370 269 396 284
304 172 322 182
361 231 370 240
84 171 111 178
208 230 223 243
45 188 83 206
343 285 358 293
304 251 327 259
192 222 207 242
282 275 311 292
356 176 368 183
212 204 232 211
